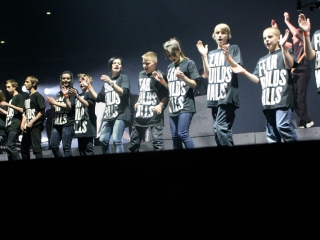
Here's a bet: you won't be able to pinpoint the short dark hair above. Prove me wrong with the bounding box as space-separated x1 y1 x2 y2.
108 57 123 71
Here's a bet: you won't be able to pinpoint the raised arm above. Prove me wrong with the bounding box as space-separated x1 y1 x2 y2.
298 13 316 60
220 44 239 68
230 64 260 84
69 88 89 107
280 29 294 69
284 12 303 42
196 40 209 78
152 71 168 89
101 75 124 96
83 77 98 100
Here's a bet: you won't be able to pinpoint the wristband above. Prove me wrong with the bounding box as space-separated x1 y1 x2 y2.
303 32 310 36
227 56 232 63
241 69 246 75
64 94 69 98
160 79 165 85
87 85 92 89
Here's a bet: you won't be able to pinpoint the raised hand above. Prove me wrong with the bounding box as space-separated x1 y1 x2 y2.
271 19 278 29
152 71 164 82
220 44 230 59
68 88 78 96
229 64 245 74
46 96 55 105
101 75 111 84
298 13 311 32
284 12 290 23
280 29 290 47
196 40 208 57
60 85 69 95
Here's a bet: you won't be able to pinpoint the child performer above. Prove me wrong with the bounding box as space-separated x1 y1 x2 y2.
129 51 169 152
153 38 200 149
227 27 298 143
69 74 96 156
196 23 243 146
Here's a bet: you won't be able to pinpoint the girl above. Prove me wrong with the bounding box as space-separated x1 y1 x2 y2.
153 38 200 149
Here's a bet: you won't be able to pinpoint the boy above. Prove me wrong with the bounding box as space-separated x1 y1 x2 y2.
196 23 243 146
229 27 298 143
298 14 320 95
69 74 96 156
0 79 24 160
20 76 46 159
129 51 169 152
272 13 313 129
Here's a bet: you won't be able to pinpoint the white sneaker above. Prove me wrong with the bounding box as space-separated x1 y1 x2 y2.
306 121 314 128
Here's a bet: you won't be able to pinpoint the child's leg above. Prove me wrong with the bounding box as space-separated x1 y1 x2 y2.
30 127 43 159
264 109 282 143
50 126 63 158
214 104 236 146
150 126 165 151
169 116 183 149
21 131 32 160
275 108 298 142
99 120 113 154
112 119 126 153
61 125 74 157
176 113 195 149
129 126 145 153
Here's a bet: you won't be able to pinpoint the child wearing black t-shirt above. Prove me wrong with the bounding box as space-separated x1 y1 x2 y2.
153 38 200 149
129 51 169 152
229 27 298 143
69 73 96 156
20 76 46 159
197 23 243 146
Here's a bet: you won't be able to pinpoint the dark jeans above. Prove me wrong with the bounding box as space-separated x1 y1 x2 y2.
264 108 298 143
50 125 74 158
292 66 311 127
211 104 236 146
78 137 94 156
21 126 43 160
169 112 195 149
6 130 21 160
129 125 165 152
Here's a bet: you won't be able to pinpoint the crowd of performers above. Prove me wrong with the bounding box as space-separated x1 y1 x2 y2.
0 12 319 159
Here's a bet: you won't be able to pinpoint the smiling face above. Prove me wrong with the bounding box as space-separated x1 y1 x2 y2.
61 73 72 88
263 28 280 53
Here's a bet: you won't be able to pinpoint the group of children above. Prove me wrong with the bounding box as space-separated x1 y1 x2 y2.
0 12 319 159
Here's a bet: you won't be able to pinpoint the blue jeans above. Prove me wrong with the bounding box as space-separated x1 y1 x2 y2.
169 112 195 149
211 105 236 146
264 108 299 143
50 125 75 157
99 119 126 154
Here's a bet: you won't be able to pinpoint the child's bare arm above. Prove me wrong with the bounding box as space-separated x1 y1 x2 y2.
196 40 210 78
280 29 294 69
230 64 260 84
298 13 316 60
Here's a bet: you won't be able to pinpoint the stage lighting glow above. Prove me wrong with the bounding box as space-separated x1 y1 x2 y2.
1 41 4 44
44 88 50 95
22 86 27 92
46 12 51 15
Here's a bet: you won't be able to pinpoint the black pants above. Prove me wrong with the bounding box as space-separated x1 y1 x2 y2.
78 137 94 156
129 125 165 152
6 130 21 160
21 126 43 159
292 66 311 127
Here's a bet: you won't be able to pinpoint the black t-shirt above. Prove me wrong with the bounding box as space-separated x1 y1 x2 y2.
167 58 200 117
311 30 320 93
206 44 242 108
0 106 7 136
23 91 46 128
253 49 297 110
53 92 76 128
5 93 24 133
133 70 169 127
74 91 96 138
96 74 131 123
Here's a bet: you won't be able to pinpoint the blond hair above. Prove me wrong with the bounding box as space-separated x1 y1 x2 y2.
142 51 157 62
78 73 93 84
212 23 232 40
27 76 39 89
163 38 187 59
6 79 18 88
263 27 280 37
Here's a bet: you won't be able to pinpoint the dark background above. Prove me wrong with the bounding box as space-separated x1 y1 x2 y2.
1 0 320 133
